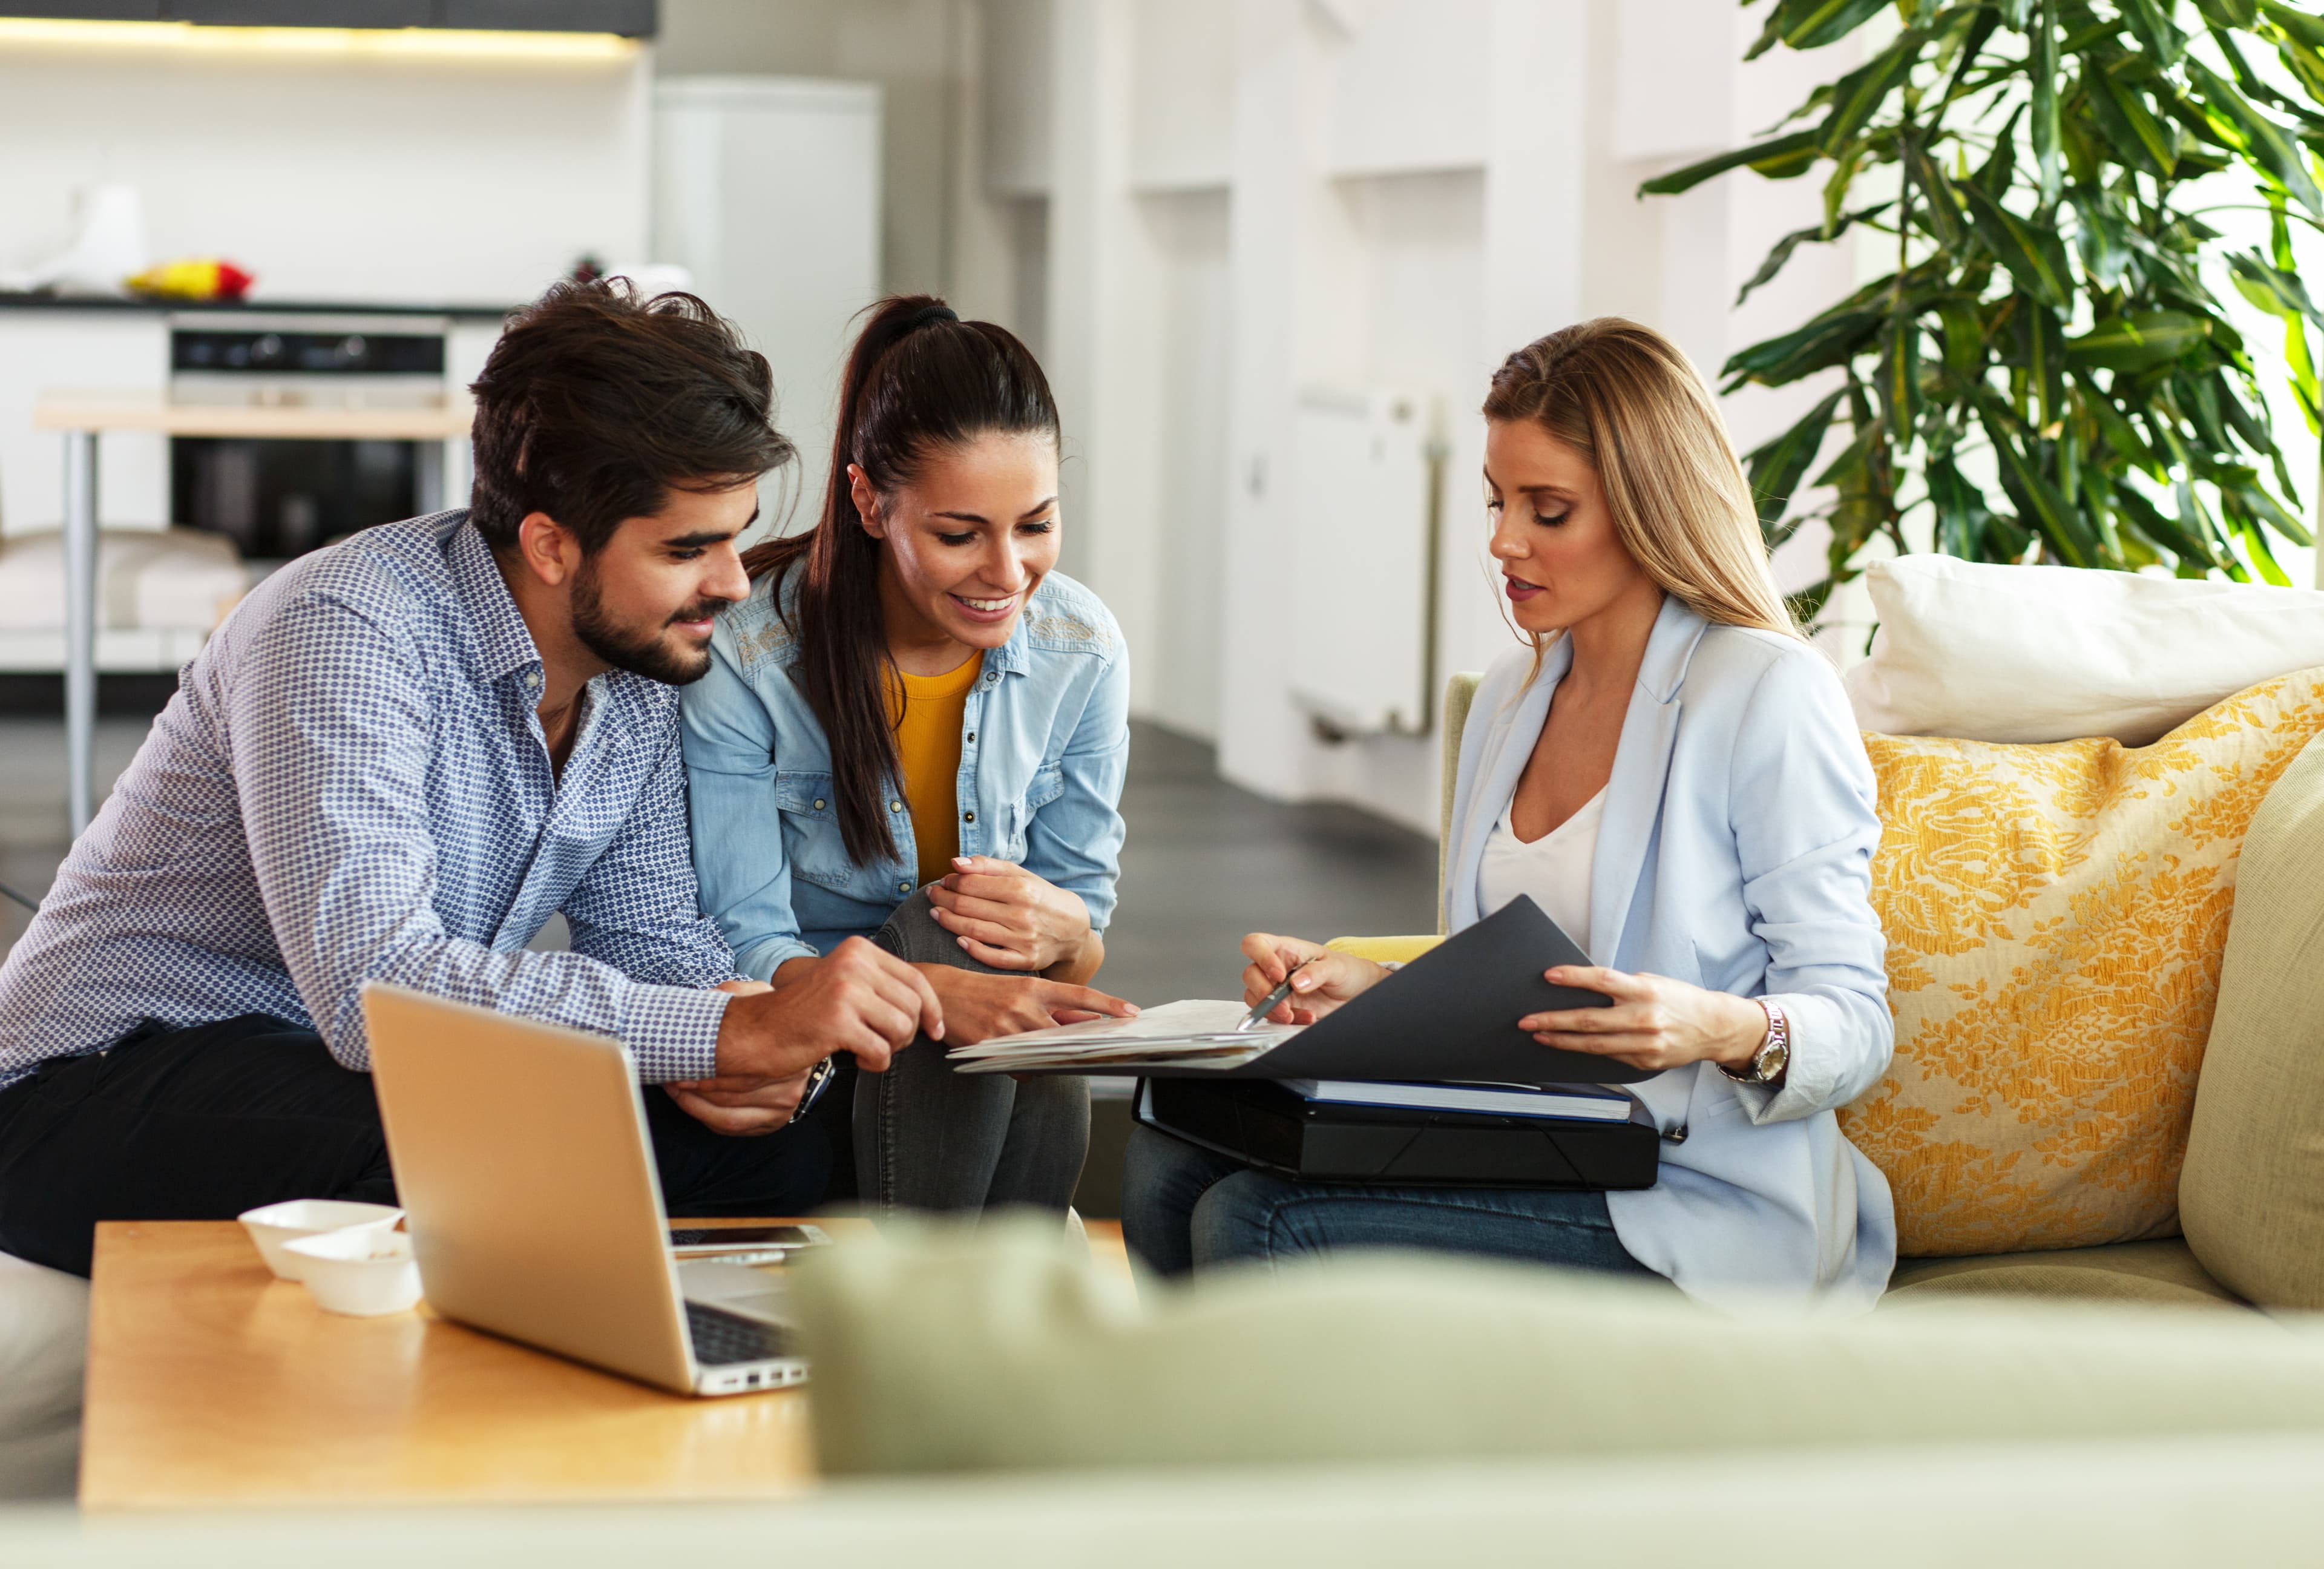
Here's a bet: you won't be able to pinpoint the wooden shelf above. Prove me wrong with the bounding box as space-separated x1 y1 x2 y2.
34 392 473 441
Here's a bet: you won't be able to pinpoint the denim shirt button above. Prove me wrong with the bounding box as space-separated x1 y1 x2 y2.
888 800 902 812
965 732 975 745
898 880 911 893
813 798 826 811
963 811 975 823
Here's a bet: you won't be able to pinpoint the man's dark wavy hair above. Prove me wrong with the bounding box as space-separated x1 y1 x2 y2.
467 279 795 554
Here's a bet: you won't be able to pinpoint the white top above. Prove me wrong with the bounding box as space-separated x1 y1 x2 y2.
1476 786 1606 953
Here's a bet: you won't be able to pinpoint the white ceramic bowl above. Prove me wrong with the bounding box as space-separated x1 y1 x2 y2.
238 1199 403 1282
282 1227 422 1317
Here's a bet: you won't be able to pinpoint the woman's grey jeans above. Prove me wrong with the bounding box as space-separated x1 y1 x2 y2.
859 889 1090 1215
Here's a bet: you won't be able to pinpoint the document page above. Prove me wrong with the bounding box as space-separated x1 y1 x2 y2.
946 999 1302 1073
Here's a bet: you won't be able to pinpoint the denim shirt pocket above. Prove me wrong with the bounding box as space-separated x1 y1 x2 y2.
774 770 856 892
1004 761 1066 860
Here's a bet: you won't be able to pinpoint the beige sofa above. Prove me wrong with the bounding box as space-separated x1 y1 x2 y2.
1330 672 2324 1315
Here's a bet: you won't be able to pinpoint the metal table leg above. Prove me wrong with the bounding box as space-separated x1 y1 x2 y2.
62 428 97 838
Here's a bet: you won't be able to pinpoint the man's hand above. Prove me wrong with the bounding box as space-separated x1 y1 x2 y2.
714 936 942 1079
663 1070 813 1136
927 857 1094 972
919 965 1137 1045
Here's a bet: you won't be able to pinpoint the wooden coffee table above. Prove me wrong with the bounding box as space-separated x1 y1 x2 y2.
79 1217 834 1510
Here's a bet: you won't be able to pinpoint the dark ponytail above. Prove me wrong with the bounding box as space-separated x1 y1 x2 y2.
742 295 1061 866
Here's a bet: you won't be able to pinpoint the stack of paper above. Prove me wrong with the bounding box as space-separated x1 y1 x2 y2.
945 999 1300 1074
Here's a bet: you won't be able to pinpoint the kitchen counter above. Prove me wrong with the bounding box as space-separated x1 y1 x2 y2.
0 293 515 320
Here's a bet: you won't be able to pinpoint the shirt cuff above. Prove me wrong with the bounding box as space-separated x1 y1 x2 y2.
619 983 730 1082
735 936 823 983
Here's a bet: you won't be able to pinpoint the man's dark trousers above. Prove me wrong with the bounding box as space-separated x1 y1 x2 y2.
0 1013 835 1277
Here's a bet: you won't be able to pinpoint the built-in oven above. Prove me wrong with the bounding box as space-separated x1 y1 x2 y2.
168 312 453 567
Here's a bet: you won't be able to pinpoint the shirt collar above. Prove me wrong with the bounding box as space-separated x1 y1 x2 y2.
445 515 547 688
988 594 1036 677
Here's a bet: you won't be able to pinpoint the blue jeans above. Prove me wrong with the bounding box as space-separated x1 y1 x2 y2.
1120 1122 1664 1281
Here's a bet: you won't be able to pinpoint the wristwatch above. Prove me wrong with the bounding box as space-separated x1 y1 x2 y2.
1720 999 1790 1087
795 1055 839 1116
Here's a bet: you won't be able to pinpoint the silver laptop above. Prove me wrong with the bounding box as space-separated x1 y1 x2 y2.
361 982 807 1397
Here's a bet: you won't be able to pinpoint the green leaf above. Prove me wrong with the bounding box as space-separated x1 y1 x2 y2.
1745 389 1848 530
1821 30 1926 153
2226 250 2324 329
1748 0 1896 60
1960 183 2075 307
2031 0 2063 203
2196 0 2260 27
2262 1 2324 53
2028 303 2066 429
2187 60 2324 215
2121 0 2187 59
1735 203 1893 307
1902 140 1967 251
2089 56 2179 176
2066 311 2213 372
1638 130 1822 197
1722 308 1886 388
2070 194 2134 288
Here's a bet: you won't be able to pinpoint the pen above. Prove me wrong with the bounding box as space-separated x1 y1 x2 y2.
1237 959 1315 1032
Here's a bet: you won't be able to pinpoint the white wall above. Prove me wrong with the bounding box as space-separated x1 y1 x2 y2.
954 0 1850 838
0 35 649 306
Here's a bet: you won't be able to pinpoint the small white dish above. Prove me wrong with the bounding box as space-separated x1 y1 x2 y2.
283 1227 422 1317
238 1199 403 1282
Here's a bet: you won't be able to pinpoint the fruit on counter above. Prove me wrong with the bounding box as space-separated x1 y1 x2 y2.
125 258 255 301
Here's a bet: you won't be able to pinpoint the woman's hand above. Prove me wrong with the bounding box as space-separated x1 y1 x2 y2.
1239 933 1391 1026
1520 966 1769 1074
928 857 1094 972
665 1069 813 1136
919 965 1138 1045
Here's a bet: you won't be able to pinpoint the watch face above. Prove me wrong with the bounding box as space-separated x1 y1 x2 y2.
1757 1039 1790 1082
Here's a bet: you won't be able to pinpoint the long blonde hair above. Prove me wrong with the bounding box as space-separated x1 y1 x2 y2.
1482 318 1799 657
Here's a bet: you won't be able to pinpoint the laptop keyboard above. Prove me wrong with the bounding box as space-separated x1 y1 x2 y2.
685 1300 791 1366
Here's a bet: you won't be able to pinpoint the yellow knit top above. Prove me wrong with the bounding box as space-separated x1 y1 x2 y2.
889 654 984 889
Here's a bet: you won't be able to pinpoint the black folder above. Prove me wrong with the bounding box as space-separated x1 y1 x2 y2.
1134 1076 1662 1188
1023 895 1653 1087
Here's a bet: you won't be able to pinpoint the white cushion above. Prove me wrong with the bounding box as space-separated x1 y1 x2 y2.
1843 554 2324 745
0 1251 85 1501
0 528 248 633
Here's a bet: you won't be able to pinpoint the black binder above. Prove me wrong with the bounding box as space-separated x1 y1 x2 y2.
1135 1077 1661 1188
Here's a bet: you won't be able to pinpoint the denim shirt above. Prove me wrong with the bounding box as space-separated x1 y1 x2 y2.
681 566 1131 981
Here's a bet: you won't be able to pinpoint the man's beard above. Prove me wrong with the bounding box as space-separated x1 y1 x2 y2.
570 558 721 686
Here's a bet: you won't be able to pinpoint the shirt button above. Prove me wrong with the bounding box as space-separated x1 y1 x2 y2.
889 800 902 812
899 880 911 893
813 798 826 811
965 732 975 744
963 811 975 823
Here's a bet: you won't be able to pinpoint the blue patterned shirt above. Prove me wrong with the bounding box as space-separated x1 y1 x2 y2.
0 511 740 1092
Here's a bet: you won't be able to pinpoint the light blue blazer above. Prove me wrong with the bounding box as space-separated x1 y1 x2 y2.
1445 595 1896 1309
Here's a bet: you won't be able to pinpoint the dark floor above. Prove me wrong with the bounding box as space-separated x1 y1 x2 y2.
0 703 1440 1220
1101 721 1440 1006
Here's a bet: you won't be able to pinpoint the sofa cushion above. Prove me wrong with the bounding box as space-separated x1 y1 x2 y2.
789 1218 2324 1478
1842 554 2324 746
0 1250 88 1501
1885 1239 2244 1311
2181 729 2324 1311
1838 669 2324 1258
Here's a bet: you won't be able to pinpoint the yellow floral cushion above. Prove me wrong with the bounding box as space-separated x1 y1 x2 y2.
1840 669 2324 1257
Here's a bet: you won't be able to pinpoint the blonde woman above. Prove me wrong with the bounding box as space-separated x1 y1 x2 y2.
1121 318 1896 1308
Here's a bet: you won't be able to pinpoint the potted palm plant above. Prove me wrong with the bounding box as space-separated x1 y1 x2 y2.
1644 0 2324 619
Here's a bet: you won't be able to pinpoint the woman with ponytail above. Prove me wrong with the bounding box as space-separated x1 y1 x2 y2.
681 297 1134 1215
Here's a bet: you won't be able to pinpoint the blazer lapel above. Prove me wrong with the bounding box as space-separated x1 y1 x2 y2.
1445 639 1567 931
1584 597 1710 966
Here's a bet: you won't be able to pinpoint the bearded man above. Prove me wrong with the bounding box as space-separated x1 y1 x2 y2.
0 282 941 1275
